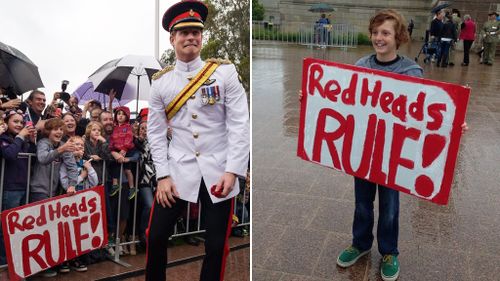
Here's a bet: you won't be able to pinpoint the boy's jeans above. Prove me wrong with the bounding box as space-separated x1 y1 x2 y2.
352 177 399 256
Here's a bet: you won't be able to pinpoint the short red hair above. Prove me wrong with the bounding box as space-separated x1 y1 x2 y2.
369 9 409 48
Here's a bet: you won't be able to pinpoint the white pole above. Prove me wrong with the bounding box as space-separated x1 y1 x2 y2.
154 0 160 60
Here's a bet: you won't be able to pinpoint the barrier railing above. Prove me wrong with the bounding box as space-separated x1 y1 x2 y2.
0 152 250 269
252 21 358 48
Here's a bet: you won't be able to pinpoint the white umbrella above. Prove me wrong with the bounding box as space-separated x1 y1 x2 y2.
88 55 165 114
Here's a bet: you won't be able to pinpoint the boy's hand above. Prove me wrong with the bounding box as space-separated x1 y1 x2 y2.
461 122 469 134
67 186 76 195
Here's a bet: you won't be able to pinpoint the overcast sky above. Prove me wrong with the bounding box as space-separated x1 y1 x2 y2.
1 0 173 106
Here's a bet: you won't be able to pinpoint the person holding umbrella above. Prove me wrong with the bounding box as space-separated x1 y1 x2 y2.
146 0 249 280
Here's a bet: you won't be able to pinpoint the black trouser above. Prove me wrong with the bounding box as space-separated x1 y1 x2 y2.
463 40 473 64
145 179 233 281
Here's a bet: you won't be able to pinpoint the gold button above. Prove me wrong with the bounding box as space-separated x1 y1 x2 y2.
190 95 196 99
192 113 198 119
195 151 200 157
193 132 199 138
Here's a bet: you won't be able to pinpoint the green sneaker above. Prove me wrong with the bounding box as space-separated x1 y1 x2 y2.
336 246 370 268
110 184 121 197
128 187 137 200
381 255 399 281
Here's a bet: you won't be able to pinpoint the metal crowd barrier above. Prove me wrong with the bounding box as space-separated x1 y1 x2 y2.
252 21 358 48
0 153 250 269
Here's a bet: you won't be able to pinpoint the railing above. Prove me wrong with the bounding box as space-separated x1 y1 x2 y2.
0 153 250 269
252 21 358 48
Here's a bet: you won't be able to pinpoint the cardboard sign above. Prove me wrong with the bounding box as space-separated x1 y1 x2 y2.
1 186 107 280
297 58 469 205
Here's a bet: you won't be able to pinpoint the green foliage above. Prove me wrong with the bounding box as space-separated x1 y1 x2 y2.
160 0 250 92
252 0 264 21
357 32 371 45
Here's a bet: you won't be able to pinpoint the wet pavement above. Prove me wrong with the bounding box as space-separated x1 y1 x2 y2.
0 236 249 280
252 42 500 281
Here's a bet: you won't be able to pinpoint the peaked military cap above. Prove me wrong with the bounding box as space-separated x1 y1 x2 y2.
162 0 208 32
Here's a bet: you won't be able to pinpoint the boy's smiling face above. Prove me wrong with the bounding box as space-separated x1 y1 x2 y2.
370 20 398 61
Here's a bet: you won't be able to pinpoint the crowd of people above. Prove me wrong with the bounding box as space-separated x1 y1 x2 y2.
429 8 499 67
0 87 250 278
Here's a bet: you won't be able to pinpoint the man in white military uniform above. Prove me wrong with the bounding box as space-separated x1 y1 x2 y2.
145 1 249 280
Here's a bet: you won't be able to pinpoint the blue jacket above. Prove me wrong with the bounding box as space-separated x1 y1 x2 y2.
0 133 36 191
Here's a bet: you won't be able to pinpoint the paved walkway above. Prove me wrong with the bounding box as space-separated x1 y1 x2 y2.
252 42 500 281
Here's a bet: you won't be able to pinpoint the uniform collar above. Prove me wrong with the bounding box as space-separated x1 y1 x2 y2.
175 57 203 72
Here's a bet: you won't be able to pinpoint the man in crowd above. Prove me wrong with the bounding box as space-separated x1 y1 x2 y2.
481 11 499 66
146 0 249 280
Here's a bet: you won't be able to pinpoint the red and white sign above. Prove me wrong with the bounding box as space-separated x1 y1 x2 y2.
297 58 469 205
1 186 107 280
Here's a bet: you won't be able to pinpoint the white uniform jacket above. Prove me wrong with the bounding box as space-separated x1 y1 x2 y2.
147 57 249 203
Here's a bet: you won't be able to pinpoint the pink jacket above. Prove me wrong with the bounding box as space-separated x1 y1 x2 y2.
459 19 476 41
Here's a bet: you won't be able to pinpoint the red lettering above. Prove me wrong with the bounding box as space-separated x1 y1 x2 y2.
341 73 357 105
388 124 421 187
36 205 47 227
62 205 70 218
360 78 381 107
392 95 408 122
427 103 447 130
69 204 79 217
7 212 24 234
308 64 325 98
324 79 341 102
48 202 61 221
78 196 88 212
380 92 394 113
21 232 48 276
45 222 66 266
312 108 345 169
23 216 35 231
342 114 377 178
409 92 426 121
73 216 91 255
88 197 97 214
369 118 387 182
64 221 77 260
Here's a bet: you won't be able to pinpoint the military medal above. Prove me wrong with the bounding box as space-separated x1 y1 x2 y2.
208 86 216 105
214 85 220 101
201 88 209 105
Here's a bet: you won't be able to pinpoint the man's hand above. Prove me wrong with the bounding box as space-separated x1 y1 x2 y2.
298 90 303 101
1 99 21 110
214 172 236 197
156 176 180 208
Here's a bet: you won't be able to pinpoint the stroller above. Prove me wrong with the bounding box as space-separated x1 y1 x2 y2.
415 30 440 63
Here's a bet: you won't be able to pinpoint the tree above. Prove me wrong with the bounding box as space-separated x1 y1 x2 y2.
160 0 250 92
252 0 265 21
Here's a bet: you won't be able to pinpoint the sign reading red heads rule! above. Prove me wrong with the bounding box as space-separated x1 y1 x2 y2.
1 186 108 281
297 58 470 205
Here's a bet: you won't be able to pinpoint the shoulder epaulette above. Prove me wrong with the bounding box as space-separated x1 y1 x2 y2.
152 65 175 80
205 58 232 65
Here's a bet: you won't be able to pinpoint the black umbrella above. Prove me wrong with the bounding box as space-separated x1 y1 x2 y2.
0 41 44 95
431 3 451 14
309 3 336 13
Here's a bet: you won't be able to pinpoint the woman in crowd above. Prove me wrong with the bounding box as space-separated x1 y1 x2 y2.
62 112 78 141
459 14 476 66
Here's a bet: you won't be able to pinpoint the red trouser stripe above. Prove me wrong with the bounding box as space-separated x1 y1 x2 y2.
145 199 156 269
219 198 235 281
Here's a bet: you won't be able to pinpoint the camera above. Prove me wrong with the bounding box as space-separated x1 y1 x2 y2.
0 86 18 103
60 80 70 103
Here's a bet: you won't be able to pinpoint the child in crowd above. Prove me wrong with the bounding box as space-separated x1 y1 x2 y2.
84 121 111 184
30 118 78 277
58 135 97 273
108 106 137 200
0 110 37 266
